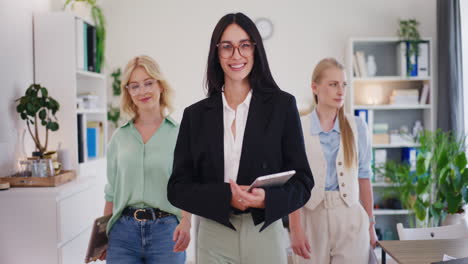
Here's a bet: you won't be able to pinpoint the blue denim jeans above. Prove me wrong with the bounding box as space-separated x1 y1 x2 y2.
107 214 186 264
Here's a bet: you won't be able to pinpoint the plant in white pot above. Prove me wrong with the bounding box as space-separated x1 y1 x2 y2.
416 130 468 226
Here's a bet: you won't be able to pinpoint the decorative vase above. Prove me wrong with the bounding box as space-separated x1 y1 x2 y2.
367 55 377 77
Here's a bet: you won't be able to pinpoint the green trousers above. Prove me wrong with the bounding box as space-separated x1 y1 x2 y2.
197 213 288 264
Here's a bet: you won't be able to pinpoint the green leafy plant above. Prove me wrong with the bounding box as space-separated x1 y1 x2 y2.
64 0 106 73
108 105 120 129
376 160 431 223
416 130 468 225
15 84 60 156
111 68 121 96
398 19 421 75
108 68 122 128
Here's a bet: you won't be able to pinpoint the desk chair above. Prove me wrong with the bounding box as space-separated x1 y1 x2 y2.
396 219 468 240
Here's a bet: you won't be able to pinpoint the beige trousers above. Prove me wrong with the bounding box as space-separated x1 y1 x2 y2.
198 213 288 264
292 191 370 264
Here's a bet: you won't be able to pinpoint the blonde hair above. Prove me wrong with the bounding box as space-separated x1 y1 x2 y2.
312 58 356 168
120 55 175 119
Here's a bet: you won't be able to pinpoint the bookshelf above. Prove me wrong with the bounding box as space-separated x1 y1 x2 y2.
0 11 109 264
346 38 435 241
34 12 108 176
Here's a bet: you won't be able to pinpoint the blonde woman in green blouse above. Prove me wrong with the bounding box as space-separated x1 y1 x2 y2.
100 55 191 263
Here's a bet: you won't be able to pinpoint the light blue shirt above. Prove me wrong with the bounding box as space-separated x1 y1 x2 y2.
310 110 372 191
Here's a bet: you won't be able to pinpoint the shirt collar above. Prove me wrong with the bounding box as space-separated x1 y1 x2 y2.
120 116 178 128
221 89 252 111
310 109 340 135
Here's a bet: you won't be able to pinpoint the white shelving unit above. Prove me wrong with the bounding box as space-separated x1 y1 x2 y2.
374 209 413 216
354 104 431 110
0 12 108 264
373 143 421 149
33 11 108 173
346 37 435 242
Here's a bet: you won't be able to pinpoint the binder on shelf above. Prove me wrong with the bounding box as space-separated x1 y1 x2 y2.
86 127 97 159
402 147 418 172
86 121 103 159
373 149 387 182
419 83 429 104
407 41 418 76
355 109 368 123
417 42 429 77
75 18 85 70
396 42 407 77
77 114 86 163
83 22 89 71
86 24 97 72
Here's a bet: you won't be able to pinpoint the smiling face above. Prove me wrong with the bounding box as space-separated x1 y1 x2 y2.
312 67 347 109
218 23 255 83
127 66 162 112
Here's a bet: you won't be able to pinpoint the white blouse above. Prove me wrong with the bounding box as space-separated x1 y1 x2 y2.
222 90 252 183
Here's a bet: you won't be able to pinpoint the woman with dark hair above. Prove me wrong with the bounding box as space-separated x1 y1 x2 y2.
168 12 313 263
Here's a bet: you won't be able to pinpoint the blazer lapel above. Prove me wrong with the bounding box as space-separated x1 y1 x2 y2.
204 93 225 183
237 90 274 185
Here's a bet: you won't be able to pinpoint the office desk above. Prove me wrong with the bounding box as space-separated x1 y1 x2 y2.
378 239 468 264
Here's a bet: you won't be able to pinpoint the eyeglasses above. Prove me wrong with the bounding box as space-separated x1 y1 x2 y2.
126 79 158 95
216 40 256 59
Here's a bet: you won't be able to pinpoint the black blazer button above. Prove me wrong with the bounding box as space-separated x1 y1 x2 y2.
262 162 268 169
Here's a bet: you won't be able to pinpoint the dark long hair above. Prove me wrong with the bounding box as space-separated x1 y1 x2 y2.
205 12 280 97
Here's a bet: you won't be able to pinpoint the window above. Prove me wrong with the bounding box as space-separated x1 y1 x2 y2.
462 0 468 133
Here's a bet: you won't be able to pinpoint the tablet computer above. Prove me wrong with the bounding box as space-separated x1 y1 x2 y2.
85 214 111 263
247 170 296 192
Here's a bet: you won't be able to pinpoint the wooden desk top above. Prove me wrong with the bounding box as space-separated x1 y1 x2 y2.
378 239 468 264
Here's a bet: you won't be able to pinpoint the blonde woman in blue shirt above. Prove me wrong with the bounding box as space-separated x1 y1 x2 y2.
101 55 191 263
289 58 377 264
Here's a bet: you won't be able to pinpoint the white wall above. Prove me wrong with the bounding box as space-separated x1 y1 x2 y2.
0 0 51 176
101 0 437 121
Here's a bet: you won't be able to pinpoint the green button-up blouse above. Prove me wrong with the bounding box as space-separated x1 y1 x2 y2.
104 117 181 233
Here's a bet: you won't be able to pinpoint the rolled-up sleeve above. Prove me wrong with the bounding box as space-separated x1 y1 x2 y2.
356 117 372 179
105 137 117 202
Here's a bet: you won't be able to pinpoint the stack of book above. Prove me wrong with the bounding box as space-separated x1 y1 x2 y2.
389 89 419 105
373 123 389 145
353 51 368 77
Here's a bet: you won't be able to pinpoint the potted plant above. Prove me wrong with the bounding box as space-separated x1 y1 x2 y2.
378 129 468 227
107 68 121 129
64 0 106 73
397 19 421 75
376 160 431 227
416 130 468 226
15 84 60 157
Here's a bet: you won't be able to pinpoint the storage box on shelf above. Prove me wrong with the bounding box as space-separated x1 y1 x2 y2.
346 38 435 242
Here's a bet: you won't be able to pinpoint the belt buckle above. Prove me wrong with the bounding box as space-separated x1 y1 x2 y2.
133 209 146 222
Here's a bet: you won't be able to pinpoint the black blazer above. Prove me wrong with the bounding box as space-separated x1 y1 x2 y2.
167 89 314 231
